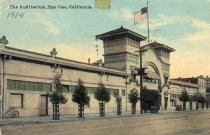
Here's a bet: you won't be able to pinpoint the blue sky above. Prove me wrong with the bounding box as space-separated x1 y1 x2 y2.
1 0 210 78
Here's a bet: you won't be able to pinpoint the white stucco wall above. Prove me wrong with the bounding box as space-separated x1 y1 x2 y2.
2 59 128 117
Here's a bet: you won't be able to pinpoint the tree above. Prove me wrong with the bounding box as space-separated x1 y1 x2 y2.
72 79 90 118
191 94 199 110
115 94 122 115
94 83 110 116
179 89 190 111
48 73 68 120
193 93 206 110
128 89 139 114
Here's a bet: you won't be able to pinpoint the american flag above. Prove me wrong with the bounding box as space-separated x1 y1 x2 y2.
134 7 148 25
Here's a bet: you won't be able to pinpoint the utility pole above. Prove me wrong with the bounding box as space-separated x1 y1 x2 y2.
136 46 147 114
140 48 143 114
147 1 150 44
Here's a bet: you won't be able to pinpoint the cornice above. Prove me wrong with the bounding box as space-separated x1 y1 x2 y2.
169 80 198 88
0 47 126 77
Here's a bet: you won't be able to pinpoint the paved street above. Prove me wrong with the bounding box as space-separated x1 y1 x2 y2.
1 110 210 135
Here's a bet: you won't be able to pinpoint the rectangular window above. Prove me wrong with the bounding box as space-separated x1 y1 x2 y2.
7 79 52 93
27 82 35 91
7 80 16 90
87 87 96 94
63 85 69 93
69 85 75 93
109 89 119 96
114 89 119 96
121 89 125 96
43 83 51 92
16 81 26 90
10 93 23 108
36 82 43 91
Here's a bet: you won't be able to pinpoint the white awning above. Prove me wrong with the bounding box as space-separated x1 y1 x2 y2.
144 71 160 80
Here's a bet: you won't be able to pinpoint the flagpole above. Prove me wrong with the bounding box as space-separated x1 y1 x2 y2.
147 1 150 44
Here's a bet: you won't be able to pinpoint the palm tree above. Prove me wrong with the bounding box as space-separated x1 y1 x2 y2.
72 79 90 118
48 73 68 120
179 89 190 111
94 83 110 116
115 94 122 115
128 89 139 114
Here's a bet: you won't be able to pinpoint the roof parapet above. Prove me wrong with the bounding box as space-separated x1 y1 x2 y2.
50 48 57 58
0 36 8 47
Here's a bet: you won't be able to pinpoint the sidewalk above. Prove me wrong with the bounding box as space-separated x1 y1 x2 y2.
0 109 208 127
0 112 147 127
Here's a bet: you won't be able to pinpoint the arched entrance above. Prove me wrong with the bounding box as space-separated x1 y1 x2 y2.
144 62 162 109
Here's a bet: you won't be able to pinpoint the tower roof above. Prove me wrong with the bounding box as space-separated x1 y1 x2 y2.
96 26 146 41
141 42 175 52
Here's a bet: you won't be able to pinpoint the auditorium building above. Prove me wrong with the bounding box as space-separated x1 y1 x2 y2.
0 26 205 118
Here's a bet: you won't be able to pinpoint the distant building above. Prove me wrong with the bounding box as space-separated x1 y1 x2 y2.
171 75 206 96
168 76 207 110
206 76 210 91
169 80 198 110
205 76 210 104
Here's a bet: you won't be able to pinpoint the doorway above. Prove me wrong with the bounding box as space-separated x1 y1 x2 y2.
40 95 48 116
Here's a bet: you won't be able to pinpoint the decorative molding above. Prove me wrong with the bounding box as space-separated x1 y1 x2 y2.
104 38 126 47
0 36 8 44
105 53 139 64
126 37 140 48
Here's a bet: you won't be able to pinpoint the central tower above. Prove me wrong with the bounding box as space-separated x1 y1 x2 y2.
96 26 146 72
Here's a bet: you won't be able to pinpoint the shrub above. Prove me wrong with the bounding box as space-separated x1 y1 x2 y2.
94 83 110 116
72 79 90 118
94 83 110 103
72 79 90 105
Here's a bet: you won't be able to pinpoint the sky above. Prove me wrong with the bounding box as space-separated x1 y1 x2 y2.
0 0 210 78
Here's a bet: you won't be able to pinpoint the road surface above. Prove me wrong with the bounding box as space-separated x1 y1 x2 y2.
2 110 210 135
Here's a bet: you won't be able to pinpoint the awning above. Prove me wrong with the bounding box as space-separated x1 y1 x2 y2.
144 71 160 80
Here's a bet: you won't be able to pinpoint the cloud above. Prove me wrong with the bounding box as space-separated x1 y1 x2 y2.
29 13 60 35
26 13 210 78
137 14 210 32
0 0 5 4
0 0 10 15
191 19 210 30
136 14 210 77
40 21 60 35
108 10 210 34
38 18 60 35
152 34 210 78
149 16 210 78
107 8 133 22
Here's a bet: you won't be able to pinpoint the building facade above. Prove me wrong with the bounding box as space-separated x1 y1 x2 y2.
168 80 198 110
168 76 207 110
205 76 210 104
171 76 206 96
1 26 196 118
